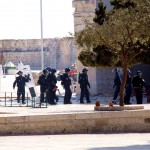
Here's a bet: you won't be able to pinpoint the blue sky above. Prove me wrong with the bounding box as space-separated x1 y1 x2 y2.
0 0 74 40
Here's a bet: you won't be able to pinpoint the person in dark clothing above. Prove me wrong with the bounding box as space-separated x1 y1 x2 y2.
46 68 57 105
13 71 30 104
124 70 132 105
37 69 47 104
61 68 72 104
132 71 145 104
112 69 121 104
78 68 91 104
45 67 51 74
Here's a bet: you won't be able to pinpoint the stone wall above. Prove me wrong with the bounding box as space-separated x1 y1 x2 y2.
0 38 75 70
0 110 150 135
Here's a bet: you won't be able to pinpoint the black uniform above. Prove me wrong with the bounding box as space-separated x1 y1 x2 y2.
61 73 72 104
38 74 47 103
46 72 57 105
13 75 29 104
78 73 90 103
124 74 132 104
132 73 145 104
113 72 121 101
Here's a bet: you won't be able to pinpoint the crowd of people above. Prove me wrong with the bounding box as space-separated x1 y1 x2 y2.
37 67 91 105
13 67 146 105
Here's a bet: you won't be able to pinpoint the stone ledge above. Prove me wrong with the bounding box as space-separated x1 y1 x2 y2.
94 105 144 111
0 110 150 135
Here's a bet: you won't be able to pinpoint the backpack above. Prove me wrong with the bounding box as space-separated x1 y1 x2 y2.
37 77 42 85
60 74 65 85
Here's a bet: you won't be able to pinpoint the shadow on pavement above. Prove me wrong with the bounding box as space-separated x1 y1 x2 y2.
88 144 150 150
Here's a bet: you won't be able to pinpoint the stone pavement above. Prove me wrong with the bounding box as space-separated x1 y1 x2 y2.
0 133 150 150
0 102 150 117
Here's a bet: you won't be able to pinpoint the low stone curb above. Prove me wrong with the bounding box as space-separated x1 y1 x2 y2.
94 105 144 111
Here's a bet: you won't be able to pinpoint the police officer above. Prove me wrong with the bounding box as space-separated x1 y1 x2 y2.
124 69 132 105
112 69 121 104
13 71 30 104
46 68 57 105
62 68 72 104
37 69 47 104
78 68 91 104
132 71 145 104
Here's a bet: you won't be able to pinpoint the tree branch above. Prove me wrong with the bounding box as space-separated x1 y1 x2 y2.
128 49 143 63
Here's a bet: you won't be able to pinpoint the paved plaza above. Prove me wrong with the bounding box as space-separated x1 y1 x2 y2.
0 133 150 150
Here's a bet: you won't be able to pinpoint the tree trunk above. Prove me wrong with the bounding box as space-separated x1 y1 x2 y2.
119 64 128 106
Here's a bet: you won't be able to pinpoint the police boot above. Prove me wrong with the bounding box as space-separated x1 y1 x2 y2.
22 101 26 104
80 101 84 104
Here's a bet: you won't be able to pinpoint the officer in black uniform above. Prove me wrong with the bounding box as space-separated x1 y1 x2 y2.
61 68 72 104
13 71 30 104
132 71 145 104
37 69 47 104
78 68 91 104
124 69 132 105
112 69 121 104
46 68 57 105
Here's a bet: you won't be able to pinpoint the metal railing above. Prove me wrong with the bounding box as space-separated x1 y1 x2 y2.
0 92 47 108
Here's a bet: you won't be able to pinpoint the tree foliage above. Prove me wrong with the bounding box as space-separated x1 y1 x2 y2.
75 0 150 106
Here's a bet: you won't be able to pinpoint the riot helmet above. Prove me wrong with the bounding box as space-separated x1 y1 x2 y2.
42 69 47 75
137 70 142 75
51 68 57 74
82 68 88 73
45 67 51 72
17 71 23 75
65 68 70 73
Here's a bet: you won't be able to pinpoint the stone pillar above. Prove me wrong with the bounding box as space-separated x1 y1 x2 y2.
72 0 115 96
72 0 98 95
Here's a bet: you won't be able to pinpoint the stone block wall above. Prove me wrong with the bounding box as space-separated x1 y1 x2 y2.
0 38 75 70
0 110 150 135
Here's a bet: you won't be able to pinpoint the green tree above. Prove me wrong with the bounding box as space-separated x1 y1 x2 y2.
75 0 150 106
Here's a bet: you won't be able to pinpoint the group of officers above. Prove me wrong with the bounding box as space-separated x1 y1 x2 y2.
13 67 91 105
13 66 145 105
113 69 145 104
37 67 91 105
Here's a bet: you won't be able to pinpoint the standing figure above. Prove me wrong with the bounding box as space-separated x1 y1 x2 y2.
78 68 91 104
46 68 57 105
124 70 132 105
13 71 30 104
112 69 121 104
37 69 47 104
61 68 72 104
132 71 145 104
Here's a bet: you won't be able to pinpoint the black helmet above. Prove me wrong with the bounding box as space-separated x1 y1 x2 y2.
17 71 23 74
65 68 70 73
45 67 51 72
51 68 57 73
137 70 142 75
42 69 47 74
82 68 88 72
